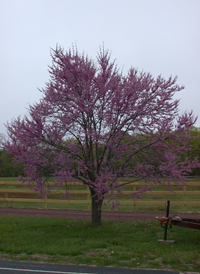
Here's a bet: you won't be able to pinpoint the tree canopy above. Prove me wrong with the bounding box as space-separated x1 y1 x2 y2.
4 45 199 225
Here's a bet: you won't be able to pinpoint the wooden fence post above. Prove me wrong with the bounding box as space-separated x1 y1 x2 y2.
133 184 136 212
44 185 47 209
184 185 187 212
5 182 8 207
87 193 90 210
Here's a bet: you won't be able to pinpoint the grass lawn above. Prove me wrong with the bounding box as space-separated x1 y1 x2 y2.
0 216 199 272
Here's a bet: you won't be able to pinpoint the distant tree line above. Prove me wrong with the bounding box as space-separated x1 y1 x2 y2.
0 126 200 177
185 126 200 176
0 149 25 177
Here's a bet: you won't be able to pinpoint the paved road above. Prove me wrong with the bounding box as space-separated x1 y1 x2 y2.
0 260 183 274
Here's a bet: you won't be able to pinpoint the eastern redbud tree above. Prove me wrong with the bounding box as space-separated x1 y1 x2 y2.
4 45 199 226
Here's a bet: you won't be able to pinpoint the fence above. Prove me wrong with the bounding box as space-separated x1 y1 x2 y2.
0 181 200 212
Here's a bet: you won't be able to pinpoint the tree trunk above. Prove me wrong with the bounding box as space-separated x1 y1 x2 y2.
90 188 103 226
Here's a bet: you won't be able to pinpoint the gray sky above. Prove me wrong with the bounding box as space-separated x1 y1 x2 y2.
1 0 200 136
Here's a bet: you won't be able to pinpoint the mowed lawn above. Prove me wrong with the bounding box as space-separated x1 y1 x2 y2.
0 216 199 273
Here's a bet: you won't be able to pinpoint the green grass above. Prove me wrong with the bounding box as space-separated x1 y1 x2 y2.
0 200 199 213
0 177 18 181
0 216 199 272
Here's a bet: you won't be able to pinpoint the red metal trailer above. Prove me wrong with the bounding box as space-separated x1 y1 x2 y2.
156 215 200 230
156 201 200 242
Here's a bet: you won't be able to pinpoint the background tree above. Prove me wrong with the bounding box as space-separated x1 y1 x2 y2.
0 133 25 177
4 45 199 226
0 149 25 177
184 126 200 176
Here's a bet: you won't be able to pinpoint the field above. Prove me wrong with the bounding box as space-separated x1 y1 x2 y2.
0 177 200 213
0 216 200 272
0 177 200 272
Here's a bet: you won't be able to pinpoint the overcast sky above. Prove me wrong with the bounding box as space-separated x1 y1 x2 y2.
0 0 200 136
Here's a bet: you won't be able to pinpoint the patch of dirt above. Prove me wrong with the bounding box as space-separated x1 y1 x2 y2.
0 207 199 221
84 248 109 258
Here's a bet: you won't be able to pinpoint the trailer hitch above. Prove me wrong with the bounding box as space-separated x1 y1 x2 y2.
156 200 200 242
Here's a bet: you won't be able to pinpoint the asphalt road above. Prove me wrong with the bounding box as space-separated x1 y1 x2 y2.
0 260 183 274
